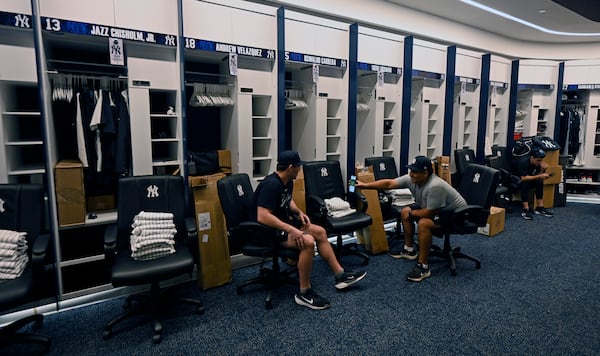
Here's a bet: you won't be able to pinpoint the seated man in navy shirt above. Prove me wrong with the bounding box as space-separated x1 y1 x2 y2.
251 150 367 310
514 148 554 220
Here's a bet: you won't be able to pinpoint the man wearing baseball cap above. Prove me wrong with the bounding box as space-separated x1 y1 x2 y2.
251 150 367 309
356 155 466 282
513 148 554 220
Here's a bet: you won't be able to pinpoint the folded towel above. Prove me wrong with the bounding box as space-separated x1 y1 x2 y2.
387 188 413 198
135 211 174 221
324 197 351 212
131 226 177 237
131 246 175 261
0 230 27 244
328 208 356 218
130 235 176 250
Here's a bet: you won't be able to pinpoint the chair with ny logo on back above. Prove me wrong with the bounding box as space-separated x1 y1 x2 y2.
102 175 204 344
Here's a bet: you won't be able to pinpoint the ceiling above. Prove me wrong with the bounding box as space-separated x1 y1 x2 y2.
385 0 600 43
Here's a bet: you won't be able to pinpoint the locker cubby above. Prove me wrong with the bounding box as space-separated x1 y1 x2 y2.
151 141 179 164
252 95 271 117
5 145 46 173
252 138 271 158
410 76 445 159
2 113 43 142
327 136 342 153
151 116 178 140
327 118 341 136
149 90 177 115
252 117 271 138
327 98 342 118
487 82 509 147
252 158 272 179
0 82 45 182
516 89 555 139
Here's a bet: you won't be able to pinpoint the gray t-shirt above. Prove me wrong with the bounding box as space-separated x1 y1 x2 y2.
394 174 466 213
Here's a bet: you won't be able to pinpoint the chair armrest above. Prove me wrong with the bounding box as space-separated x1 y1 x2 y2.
104 223 118 265
346 191 368 212
185 216 197 239
306 195 328 221
452 204 489 227
31 233 51 265
233 221 281 249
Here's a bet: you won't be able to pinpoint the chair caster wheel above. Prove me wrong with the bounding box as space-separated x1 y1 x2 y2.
197 306 205 314
152 334 162 344
103 329 112 340
265 300 273 309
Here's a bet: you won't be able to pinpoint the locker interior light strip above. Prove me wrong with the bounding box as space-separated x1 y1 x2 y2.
460 0 600 36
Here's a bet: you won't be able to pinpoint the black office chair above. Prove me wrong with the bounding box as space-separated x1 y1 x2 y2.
0 184 51 354
103 175 204 344
217 173 298 309
456 148 514 209
485 146 521 209
430 164 500 275
302 160 372 265
364 156 403 241
453 148 477 186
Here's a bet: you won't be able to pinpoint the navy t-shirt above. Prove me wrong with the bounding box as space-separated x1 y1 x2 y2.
515 155 542 177
250 172 294 222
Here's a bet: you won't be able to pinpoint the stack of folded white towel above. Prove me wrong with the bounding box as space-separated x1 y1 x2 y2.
0 229 29 280
324 197 356 218
130 211 177 261
388 188 415 207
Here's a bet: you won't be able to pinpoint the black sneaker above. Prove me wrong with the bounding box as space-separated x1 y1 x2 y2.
533 207 554 217
521 209 533 220
406 263 431 282
335 271 367 290
389 247 417 260
294 289 330 310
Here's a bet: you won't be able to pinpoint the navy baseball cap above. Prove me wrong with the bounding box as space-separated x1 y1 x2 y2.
531 148 546 158
407 156 433 174
278 150 305 167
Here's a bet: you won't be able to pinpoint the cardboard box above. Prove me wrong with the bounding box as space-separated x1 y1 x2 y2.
189 173 232 290
218 149 232 175
355 170 388 254
55 160 86 227
436 156 452 185
292 167 305 213
543 165 562 185
542 150 559 166
477 206 505 236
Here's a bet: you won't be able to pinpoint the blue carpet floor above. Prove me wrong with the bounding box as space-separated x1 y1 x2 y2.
5 203 600 355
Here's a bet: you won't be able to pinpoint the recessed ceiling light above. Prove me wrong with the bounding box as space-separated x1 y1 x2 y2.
460 0 600 36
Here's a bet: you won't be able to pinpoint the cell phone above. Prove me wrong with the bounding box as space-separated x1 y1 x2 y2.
349 175 357 193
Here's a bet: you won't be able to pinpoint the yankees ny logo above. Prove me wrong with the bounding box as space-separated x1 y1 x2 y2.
147 185 160 198
14 14 30 28
0 198 5 213
472 173 481 184
236 184 245 197
320 167 328 177
379 163 387 171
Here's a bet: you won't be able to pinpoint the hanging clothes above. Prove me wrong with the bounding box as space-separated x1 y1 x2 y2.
114 90 132 176
74 92 89 167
